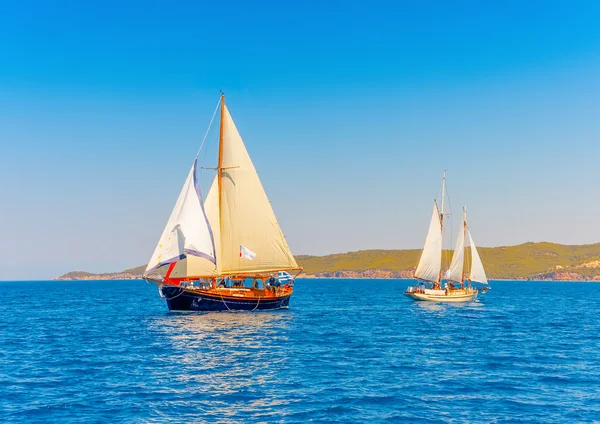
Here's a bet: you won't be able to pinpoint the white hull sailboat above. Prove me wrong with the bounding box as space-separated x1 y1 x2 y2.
404 289 478 302
404 172 490 303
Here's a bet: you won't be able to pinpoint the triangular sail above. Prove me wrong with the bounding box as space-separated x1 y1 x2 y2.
145 159 216 275
445 209 466 283
468 231 488 286
218 105 298 274
414 201 442 283
171 176 220 277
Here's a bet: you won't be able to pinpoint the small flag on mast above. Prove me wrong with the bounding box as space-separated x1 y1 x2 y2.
240 245 256 260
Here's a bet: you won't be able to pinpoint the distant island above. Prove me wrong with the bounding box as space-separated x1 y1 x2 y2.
55 242 600 281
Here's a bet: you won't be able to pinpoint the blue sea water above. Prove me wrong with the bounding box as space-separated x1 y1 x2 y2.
1 279 599 423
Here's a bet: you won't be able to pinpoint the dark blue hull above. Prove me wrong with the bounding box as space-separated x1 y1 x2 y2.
160 286 291 312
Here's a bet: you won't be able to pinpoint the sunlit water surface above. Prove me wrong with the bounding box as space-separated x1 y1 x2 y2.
1 279 599 423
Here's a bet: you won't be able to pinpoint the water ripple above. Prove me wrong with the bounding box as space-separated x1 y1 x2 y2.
1 279 600 422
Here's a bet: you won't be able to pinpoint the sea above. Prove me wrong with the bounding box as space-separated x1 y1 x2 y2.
1 279 599 423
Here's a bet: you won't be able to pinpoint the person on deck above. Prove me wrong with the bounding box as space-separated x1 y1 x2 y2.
267 275 278 294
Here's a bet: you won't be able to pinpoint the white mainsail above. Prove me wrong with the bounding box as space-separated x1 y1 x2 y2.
172 102 298 278
145 159 216 274
468 231 488 285
414 201 443 283
445 208 466 282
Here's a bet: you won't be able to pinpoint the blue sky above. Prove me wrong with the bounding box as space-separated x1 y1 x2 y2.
1 1 600 279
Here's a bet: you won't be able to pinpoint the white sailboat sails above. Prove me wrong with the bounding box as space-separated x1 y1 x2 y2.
406 173 488 301
414 201 443 283
145 158 216 274
468 231 489 286
169 100 300 279
442 207 489 286
413 173 489 288
445 208 466 283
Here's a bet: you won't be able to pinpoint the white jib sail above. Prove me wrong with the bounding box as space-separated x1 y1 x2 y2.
445 210 466 282
144 159 216 274
414 201 443 283
171 175 220 278
468 230 489 286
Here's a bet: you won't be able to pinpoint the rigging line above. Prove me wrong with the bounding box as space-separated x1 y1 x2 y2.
252 296 261 311
162 286 186 301
199 118 216 163
196 98 222 159
445 180 453 218
220 291 233 311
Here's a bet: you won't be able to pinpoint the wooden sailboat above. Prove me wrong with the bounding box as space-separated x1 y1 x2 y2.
144 95 302 311
404 172 490 302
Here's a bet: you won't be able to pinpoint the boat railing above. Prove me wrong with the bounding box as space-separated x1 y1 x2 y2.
406 285 427 294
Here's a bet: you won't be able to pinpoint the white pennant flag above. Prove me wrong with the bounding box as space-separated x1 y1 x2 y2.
240 245 256 260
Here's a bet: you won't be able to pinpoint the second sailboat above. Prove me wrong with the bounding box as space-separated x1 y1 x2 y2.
404 172 490 302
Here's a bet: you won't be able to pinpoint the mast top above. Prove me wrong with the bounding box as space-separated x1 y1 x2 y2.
440 170 447 223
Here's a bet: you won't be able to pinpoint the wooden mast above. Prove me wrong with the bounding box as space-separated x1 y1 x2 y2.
217 93 225 276
460 207 466 288
438 170 447 288
440 170 446 225
464 207 471 288
436 197 443 288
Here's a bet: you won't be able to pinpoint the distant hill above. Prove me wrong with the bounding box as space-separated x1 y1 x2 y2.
55 242 600 281
57 266 166 281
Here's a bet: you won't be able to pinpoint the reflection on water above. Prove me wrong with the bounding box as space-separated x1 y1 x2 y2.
413 299 478 315
150 310 293 350
145 311 295 414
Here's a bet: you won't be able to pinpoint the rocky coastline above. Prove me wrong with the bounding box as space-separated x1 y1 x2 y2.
55 268 600 281
55 242 600 281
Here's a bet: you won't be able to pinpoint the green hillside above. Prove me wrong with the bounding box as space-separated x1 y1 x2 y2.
55 242 600 280
299 242 600 279
296 249 421 275
472 242 600 279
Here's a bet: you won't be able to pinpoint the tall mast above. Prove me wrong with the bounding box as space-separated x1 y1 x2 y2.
440 170 446 229
460 207 467 285
217 93 225 266
438 170 447 284
464 206 472 285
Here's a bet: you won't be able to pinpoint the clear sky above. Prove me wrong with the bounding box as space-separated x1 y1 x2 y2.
1 0 600 280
